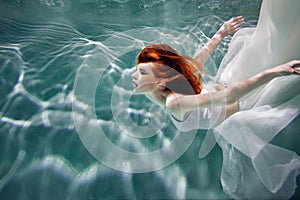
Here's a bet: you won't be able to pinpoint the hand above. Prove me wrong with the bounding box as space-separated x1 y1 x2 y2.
218 16 244 38
269 60 300 76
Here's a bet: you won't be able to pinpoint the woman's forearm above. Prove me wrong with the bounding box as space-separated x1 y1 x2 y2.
226 60 300 104
193 16 244 67
193 32 223 65
167 61 299 116
226 70 277 104
170 70 277 112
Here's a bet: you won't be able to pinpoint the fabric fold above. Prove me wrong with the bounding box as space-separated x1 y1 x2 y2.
212 0 300 198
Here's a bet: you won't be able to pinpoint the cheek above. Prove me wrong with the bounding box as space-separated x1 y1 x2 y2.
145 76 157 84
147 72 159 82
134 77 157 92
138 74 156 84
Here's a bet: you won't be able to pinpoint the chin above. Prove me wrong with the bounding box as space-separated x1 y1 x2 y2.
133 87 150 94
133 89 145 94
133 87 141 93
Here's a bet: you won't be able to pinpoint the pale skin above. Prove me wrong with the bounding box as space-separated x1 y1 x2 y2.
132 16 300 122
194 16 245 65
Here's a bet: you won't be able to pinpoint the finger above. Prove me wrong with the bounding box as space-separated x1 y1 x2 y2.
229 16 241 22
233 21 244 26
293 64 300 71
235 19 245 25
290 62 300 74
232 18 244 26
291 60 300 66
235 22 244 29
291 61 300 69
233 16 243 20
232 16 244 22
293 63 300 68
294 68 300 75
232 23 243 31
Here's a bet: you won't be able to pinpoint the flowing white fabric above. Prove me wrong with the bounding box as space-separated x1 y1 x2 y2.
212 0 300 199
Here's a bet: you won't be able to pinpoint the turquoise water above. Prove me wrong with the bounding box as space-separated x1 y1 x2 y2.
3 0 298 199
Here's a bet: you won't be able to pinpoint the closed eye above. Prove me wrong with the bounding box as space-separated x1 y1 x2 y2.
139 68 147 75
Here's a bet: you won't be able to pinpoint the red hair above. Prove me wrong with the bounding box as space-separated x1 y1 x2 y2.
136 44 202 95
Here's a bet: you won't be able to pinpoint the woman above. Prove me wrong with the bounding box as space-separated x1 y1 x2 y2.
132 17 300 128
132 4 300 199
132 44 300 123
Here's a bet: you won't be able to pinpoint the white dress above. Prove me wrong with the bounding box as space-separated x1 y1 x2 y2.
170 85 222 131
172 0 300 199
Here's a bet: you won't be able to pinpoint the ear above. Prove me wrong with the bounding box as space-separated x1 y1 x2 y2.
155 80 166 90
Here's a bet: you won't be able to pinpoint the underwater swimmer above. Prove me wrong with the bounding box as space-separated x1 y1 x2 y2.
131 14 300 199
132 16 300 125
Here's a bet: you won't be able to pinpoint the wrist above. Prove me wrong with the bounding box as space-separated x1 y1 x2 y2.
213 32 224 41
263 69 280 79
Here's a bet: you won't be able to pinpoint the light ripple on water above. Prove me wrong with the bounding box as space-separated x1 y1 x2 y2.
0 15 245 199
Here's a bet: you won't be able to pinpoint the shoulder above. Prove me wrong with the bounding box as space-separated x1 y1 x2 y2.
166 89 217 113
165 93 184 113
166 93 193 121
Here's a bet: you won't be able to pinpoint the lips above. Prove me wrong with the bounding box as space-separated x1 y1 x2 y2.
133 81 138 89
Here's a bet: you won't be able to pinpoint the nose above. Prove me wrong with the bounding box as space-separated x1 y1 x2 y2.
132 71 137 80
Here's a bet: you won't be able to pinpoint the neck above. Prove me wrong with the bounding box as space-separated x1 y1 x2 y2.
145 88 169 108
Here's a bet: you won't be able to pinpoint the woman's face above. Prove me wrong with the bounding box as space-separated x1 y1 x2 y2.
132 62 158 93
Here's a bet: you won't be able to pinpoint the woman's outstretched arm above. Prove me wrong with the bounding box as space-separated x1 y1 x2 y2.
166 60 300 116
193 16 244 66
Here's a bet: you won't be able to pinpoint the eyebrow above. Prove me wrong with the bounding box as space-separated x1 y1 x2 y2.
137 63 152 71
139 68 147 73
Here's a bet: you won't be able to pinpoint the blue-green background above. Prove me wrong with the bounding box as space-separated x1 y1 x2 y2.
2 0 298 199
